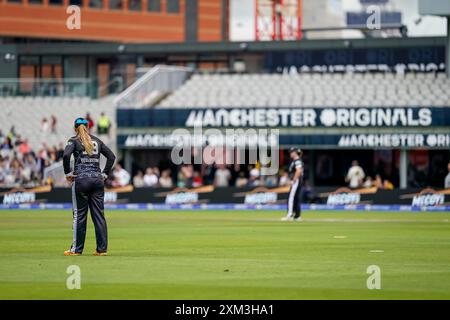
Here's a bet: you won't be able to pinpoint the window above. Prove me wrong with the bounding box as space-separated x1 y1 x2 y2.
28 0 43 5
109 0 123 10
89 0 103 8
166 0 179 13
7 0 22 3
128 0 142 11
147 0 161 12
68 0 81 5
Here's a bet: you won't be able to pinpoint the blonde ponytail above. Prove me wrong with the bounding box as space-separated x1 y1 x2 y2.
76 125 94 156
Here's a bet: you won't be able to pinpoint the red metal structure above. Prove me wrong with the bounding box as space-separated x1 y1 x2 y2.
255 0 302 41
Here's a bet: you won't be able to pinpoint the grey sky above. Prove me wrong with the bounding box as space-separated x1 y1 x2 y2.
342 0 447 36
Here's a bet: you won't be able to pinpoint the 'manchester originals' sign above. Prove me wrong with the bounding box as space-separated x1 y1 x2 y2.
117 107 450 128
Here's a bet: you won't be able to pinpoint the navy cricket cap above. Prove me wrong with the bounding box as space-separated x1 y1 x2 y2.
289 147 302 155
74 117 88 128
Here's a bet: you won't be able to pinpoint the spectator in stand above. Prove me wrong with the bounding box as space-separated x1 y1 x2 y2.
249 165 260 180
363 176 373 188
264 174 278 187
192 171 203 187
21 159 32 184
235 172 248 187
18 139 31 156
133 170 145 188
0 157 6 184
201 165 214 185
8 158 23 186
112 164 130 187
279 171 289 186
159 169 173 188
1 137 12 158
214 164 231 187
97 112 111 136
86 112 95 133
49 146 57 163
23 154 39 181
248 165 261 187
383 179 394 190
177 169 185 187
41 117 49 134
14 134 23 147
55 143 64 161
50 115 57 134
1 136 12 149
143 167 158 187
3 164 14 186
10 158 29 186
152 166 160 180
345 160 365 188
445 162 450 189
179 165 194 187
7 126 15 141
373 174 383 188
37 146 48 164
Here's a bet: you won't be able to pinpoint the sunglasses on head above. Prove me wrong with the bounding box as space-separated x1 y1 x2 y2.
74 118 89 128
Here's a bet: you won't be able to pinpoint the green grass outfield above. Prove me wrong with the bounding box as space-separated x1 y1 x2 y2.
0 210 450 300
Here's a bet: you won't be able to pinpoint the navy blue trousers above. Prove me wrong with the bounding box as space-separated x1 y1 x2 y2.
70 177 107 253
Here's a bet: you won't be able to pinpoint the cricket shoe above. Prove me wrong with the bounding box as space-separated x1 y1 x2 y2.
294 217 303 222
281 216 293 221
64 250 81 256
93 251 108 256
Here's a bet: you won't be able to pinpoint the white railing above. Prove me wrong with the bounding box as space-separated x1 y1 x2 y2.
0 78 93 97
114 65 192 108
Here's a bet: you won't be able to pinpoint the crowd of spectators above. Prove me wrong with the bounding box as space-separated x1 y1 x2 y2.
0 127 65 187
130 167 174 188
3 116 448 191
346 160 394 190
126 160 404 190
0 111 112 188
128 163 294 189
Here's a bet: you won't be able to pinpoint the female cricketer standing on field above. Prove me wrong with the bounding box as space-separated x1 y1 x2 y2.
63 118 116 256
282 147 304 222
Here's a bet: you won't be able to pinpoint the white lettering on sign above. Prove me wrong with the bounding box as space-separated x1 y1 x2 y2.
338 134 450 148
184 108 433 128
2 192 36 205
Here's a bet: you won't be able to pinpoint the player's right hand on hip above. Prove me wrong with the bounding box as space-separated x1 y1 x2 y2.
65 172 76 184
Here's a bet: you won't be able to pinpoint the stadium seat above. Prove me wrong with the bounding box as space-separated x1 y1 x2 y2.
0 95 117 151
158 72 450 109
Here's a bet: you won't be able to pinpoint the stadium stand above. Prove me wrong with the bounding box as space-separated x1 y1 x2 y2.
158 72 450 108
0 95 117 150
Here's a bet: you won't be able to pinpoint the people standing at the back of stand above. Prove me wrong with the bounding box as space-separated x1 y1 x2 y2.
51 115 57 134
345 160 365 189
112 164 130 187
445 162 450 189
159 169 173 188
41 117 49 134
86 112 94 133
97 112 111 137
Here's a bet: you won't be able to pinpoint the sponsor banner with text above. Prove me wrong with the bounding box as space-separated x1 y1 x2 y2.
1 186 450 209
118 133 450 149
